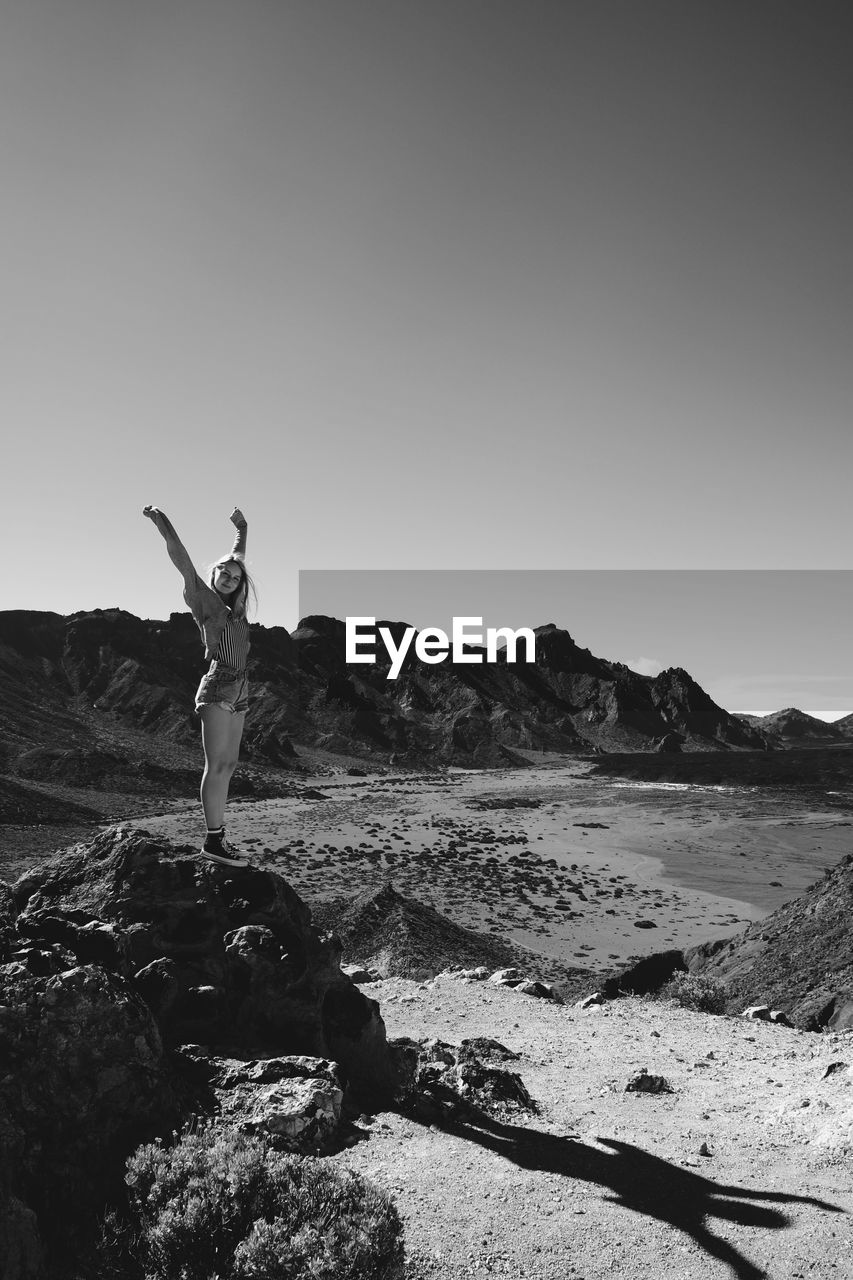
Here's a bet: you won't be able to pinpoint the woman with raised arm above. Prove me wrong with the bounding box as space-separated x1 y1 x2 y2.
143 504 255 867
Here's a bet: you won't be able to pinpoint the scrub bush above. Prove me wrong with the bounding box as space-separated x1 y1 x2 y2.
94 1122 403 1280
661 970 728 1014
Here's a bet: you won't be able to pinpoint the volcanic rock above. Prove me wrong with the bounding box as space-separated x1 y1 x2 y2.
625 1069 675 1094
0 826 401 1277
389 1036 537 1120
10 826 394 1091
174 1047 344 1151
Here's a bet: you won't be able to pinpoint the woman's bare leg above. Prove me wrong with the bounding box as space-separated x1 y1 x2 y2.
199 705 247 830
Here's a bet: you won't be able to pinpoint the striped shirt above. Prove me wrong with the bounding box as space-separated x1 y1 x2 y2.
215 614 250 671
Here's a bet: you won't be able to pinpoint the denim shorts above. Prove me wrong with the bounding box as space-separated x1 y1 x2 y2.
194 662 249 715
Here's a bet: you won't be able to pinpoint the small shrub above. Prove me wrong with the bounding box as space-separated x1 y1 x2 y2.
95 1122 403 1280
660 971 728 1015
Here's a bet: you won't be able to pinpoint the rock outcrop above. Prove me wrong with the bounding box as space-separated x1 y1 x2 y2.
389 1036 536 1120
0 826 396 1278
10 827 393 1085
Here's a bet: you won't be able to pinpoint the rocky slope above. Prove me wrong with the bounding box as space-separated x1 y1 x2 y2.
685 853 853 1030
597 851 853 1032
310 882 593 995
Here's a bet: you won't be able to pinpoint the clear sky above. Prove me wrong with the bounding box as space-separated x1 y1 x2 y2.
5 2 852 716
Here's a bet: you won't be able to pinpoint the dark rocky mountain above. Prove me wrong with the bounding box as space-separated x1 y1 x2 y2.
0 609 766 790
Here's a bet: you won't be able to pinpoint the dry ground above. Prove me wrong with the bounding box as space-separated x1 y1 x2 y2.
336 974 852 1280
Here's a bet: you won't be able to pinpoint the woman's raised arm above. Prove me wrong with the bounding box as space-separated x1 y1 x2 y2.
142 505 202 593
228 506 248 561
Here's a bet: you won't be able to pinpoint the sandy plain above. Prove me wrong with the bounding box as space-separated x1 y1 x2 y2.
132 759 852 972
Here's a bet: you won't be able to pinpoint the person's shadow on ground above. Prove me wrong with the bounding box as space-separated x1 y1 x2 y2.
409 1106 844 1280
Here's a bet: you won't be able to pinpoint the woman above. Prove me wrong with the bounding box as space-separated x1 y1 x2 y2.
143 504 255 867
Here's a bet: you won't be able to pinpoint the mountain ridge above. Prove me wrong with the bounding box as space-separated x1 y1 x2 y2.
0 608 767 782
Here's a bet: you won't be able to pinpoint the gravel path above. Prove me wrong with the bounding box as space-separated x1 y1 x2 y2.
334 974 853 1280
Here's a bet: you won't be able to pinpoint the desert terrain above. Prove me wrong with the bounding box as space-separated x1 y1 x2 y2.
5 750 852 1280
338 972 853 1280
128 758 852 973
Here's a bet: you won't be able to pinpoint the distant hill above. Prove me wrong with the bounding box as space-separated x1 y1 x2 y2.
0 608 766 790
685 853 853 1029
740 708 848 742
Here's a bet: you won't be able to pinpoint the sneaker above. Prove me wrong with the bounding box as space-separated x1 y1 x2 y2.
201 829 248 868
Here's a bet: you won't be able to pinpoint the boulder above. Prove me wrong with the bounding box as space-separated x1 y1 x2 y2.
11 827 394 1096
576 992 605 1009
625 1069 675 1095
342 963 380 983
516 979 563 1003
175 1048 344 1152
490 967 524 987
389 1036 536 1119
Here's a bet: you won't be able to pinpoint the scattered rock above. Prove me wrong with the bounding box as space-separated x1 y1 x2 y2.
515 979 563 1003
577 992 605 1010
490 967 524 987
625 1069 675 1095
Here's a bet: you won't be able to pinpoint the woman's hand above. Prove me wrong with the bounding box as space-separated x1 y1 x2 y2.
230 506 247 528
143 505 161 520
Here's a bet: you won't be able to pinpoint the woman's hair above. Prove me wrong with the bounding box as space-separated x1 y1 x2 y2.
208 558 258 617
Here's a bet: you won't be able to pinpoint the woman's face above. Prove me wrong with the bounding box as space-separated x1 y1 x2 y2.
213 561 243 596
